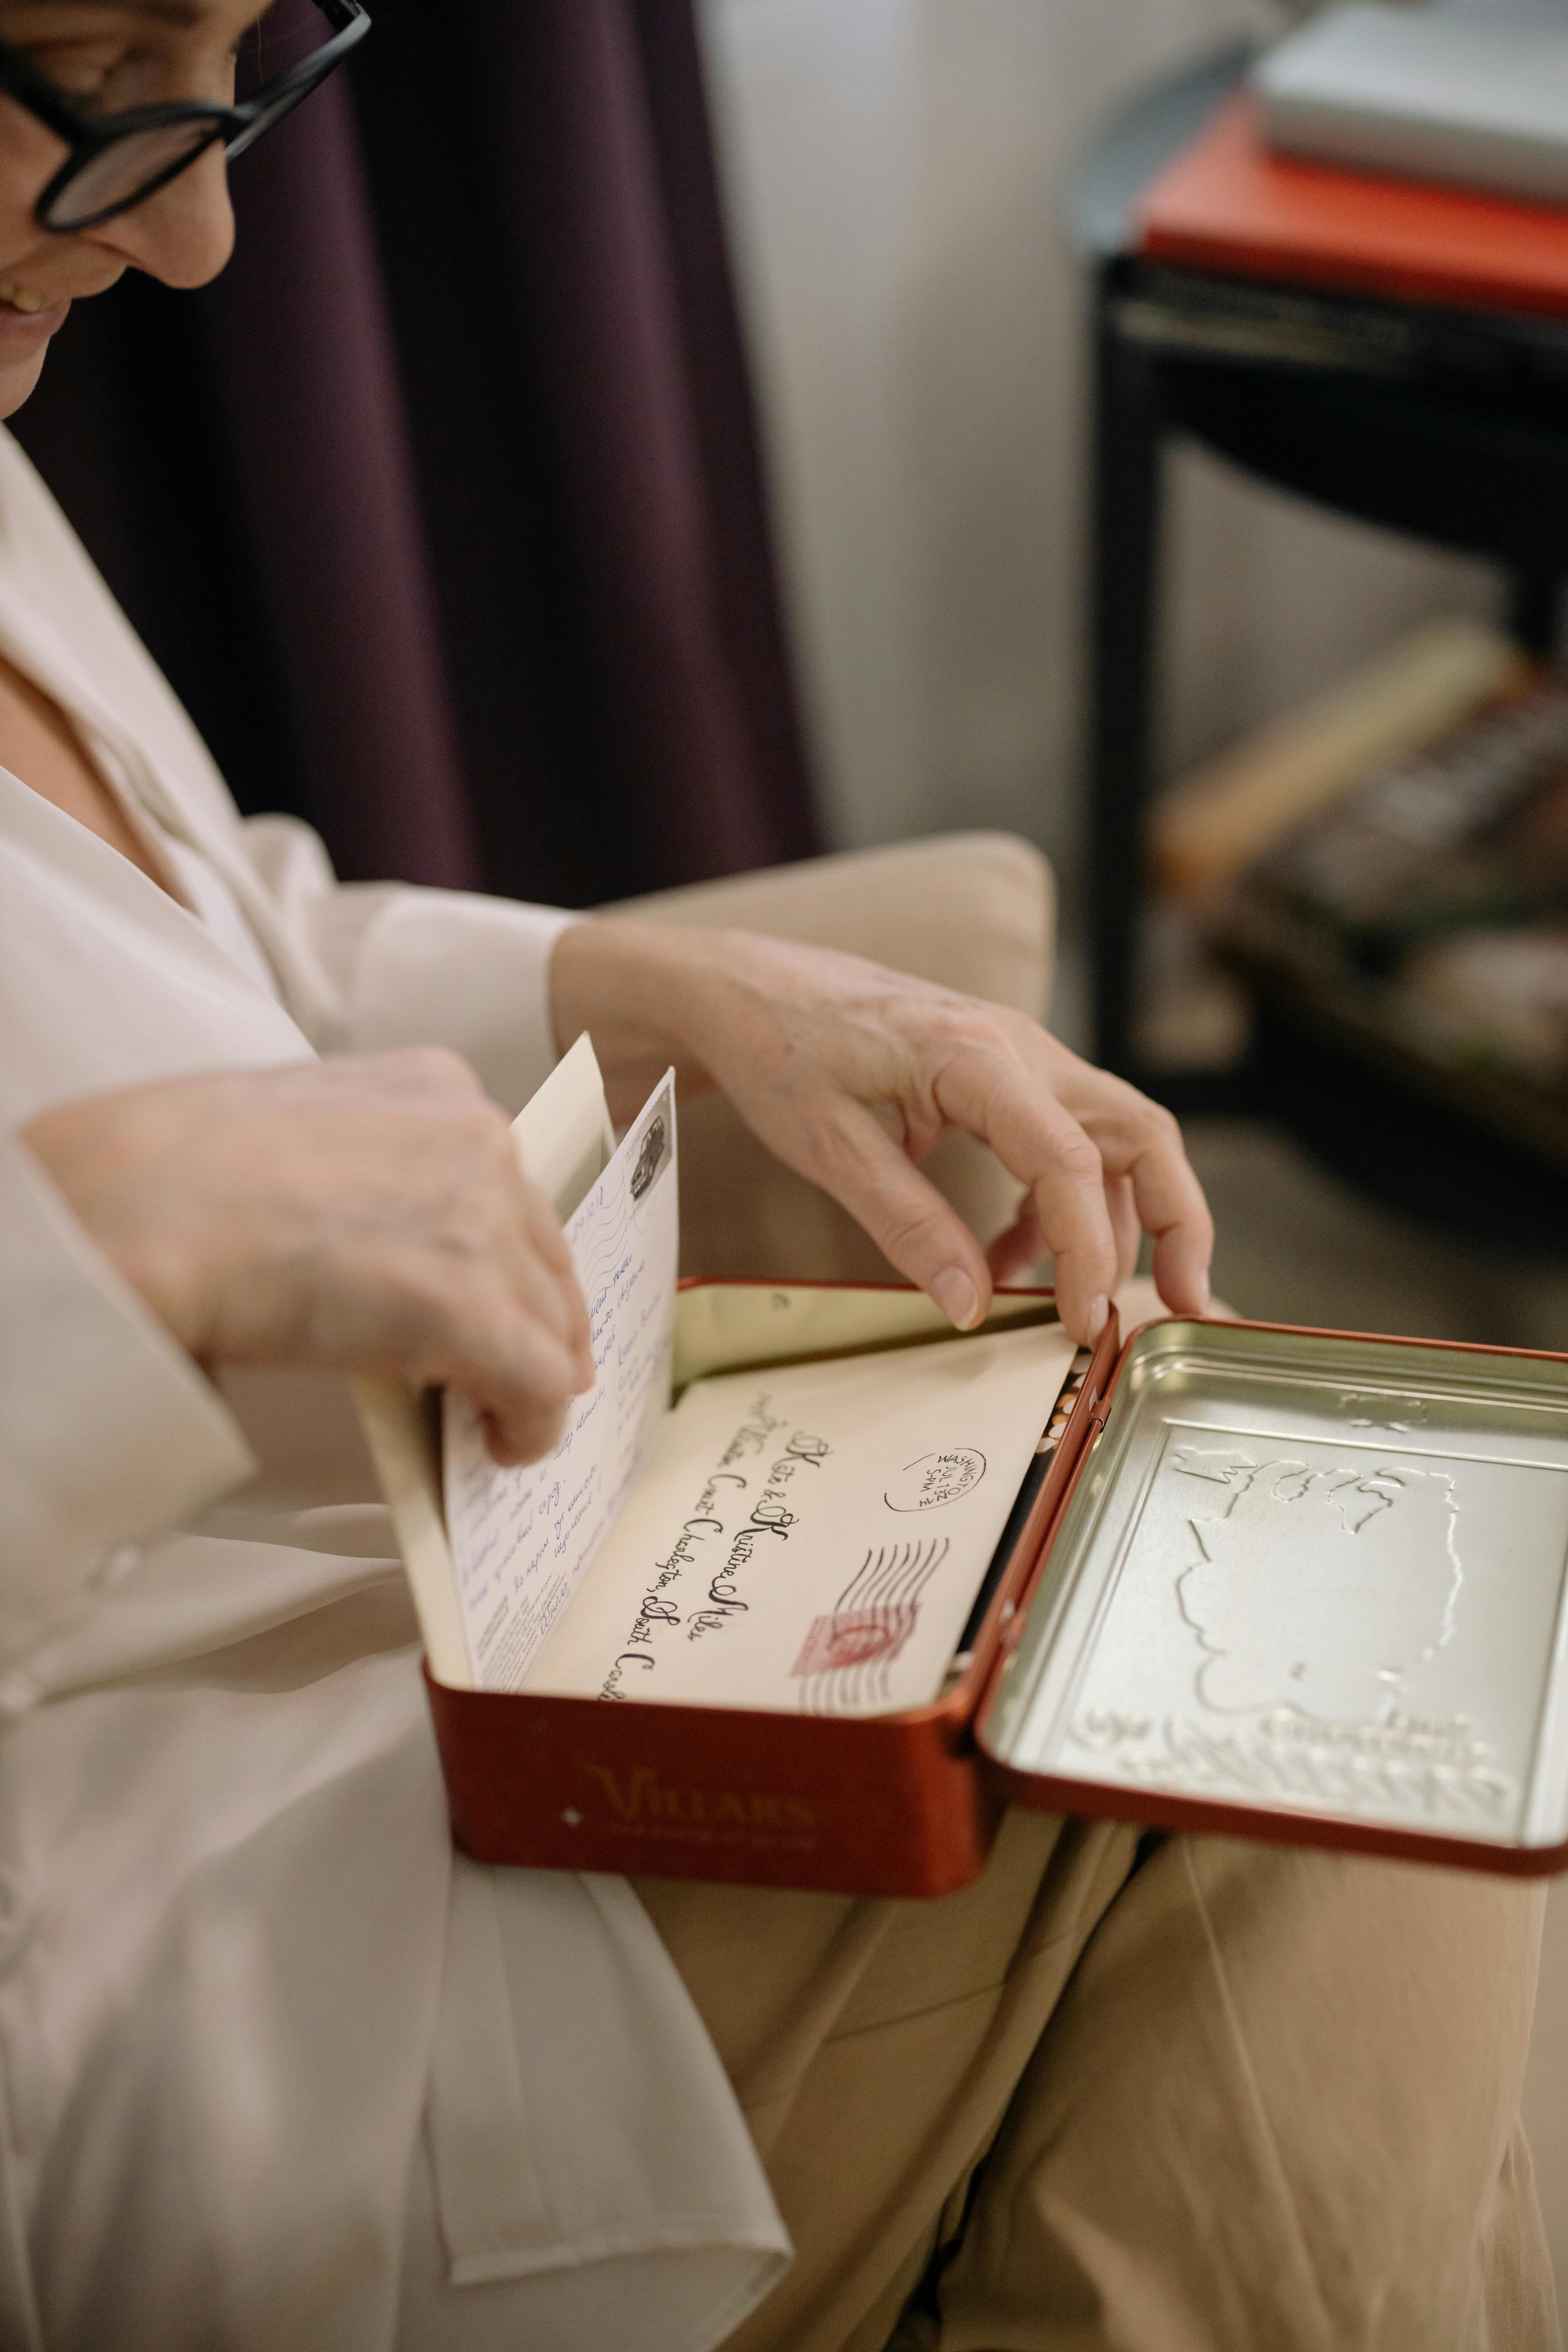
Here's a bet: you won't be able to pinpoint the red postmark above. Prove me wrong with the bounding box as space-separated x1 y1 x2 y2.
791 1605 919 1678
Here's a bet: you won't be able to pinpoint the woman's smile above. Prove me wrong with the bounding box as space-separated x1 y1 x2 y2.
0 284 68 337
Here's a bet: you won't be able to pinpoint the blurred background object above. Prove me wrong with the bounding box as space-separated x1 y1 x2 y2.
1256 0 1568 206
1216 658 1568 1158
698 0 1495 879
11 0 819 903
1070 23 1568 1253
1150 615 1525 901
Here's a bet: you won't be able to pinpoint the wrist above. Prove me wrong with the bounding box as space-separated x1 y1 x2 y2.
548 920 734 1112
21 1093 216 1364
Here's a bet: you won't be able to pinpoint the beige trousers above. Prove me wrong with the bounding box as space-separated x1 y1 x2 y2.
635 1812 1559 2352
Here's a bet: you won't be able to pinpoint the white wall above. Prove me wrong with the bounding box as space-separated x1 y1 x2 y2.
698 0 1496 902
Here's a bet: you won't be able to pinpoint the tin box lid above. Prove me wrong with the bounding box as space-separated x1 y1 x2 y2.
977 1318 1568 1872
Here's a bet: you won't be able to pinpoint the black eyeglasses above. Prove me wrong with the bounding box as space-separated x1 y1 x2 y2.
0 0 370 234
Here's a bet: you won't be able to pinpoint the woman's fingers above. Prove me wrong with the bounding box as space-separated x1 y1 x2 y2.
500 1171 595 1382
627 928 1215 1341
322 1123 594 1464
697 989 1210 1345
1056 1066 1213 1316
985 1179 1135 1294
434 1286 587 1467
930 1047 1124 1342
22 1052 597 1470
472 1178 595 1460
1104 1170 1142 1291
985 1192 1044 1287
919 1023 1213 1337
814 1087 1121 1347
812 1101 996 1330
983 1166 1181 1309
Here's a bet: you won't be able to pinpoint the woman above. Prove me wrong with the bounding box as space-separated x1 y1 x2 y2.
0 5 1552 2349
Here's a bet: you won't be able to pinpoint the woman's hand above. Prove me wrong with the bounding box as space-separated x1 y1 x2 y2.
550 923 1212 1347
22 1049 593 1466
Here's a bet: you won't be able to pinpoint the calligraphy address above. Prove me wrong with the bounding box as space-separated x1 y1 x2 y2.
601 1393 832 1699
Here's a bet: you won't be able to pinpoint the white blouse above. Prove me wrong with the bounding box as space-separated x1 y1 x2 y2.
0 428 787 2351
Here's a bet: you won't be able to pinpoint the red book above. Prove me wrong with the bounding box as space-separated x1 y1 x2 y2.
1136 92 1568 323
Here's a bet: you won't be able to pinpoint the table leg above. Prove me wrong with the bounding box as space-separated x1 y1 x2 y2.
1506 570 1563 661
1086 275 1166 1074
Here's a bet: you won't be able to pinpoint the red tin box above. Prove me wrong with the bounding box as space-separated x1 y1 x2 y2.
424 1282 1568 1896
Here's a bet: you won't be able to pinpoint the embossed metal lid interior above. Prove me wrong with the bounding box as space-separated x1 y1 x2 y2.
980 1322 1568 1855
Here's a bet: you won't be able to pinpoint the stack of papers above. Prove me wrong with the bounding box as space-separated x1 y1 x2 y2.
1254 2 1568 206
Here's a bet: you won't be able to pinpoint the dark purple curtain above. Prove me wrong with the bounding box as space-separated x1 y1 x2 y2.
10 0 819 903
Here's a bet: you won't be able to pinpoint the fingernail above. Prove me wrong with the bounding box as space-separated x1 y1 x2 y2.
932 1267 981 1331
1085 1294 1109 1344
1196 1268 1211 1312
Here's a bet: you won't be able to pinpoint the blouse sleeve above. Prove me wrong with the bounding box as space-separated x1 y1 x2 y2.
236 814 581 1116
0 1135 255 1674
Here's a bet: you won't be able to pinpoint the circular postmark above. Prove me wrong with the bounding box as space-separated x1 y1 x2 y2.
884 1447 986 1513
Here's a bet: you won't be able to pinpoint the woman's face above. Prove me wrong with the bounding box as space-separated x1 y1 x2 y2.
0 0 264 418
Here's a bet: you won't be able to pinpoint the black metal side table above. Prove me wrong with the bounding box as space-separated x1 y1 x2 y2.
1077 47 1568 1246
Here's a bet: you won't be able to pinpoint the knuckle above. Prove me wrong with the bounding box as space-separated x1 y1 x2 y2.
1139 1099 1184 1153
880 1198 952 1263
800 1104 876 1191
408 1258 481 1336
1048 1130 1104 1186
374 1278 450 1368
947 1004 1014 1065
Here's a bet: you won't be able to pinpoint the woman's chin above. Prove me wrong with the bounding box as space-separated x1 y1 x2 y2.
0 341 52 419
0 294 70 417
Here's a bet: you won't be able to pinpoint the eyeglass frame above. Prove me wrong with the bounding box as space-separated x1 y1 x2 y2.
0 0 370 234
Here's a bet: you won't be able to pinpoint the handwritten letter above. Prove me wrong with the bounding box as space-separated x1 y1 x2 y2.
442 1074 679 1690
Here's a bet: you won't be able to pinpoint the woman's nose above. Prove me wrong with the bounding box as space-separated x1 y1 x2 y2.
90 142 235 290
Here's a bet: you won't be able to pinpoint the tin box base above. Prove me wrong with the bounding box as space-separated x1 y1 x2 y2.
426 1279 1110 1897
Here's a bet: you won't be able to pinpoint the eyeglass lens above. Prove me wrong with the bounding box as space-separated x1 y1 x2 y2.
44 120 220 231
